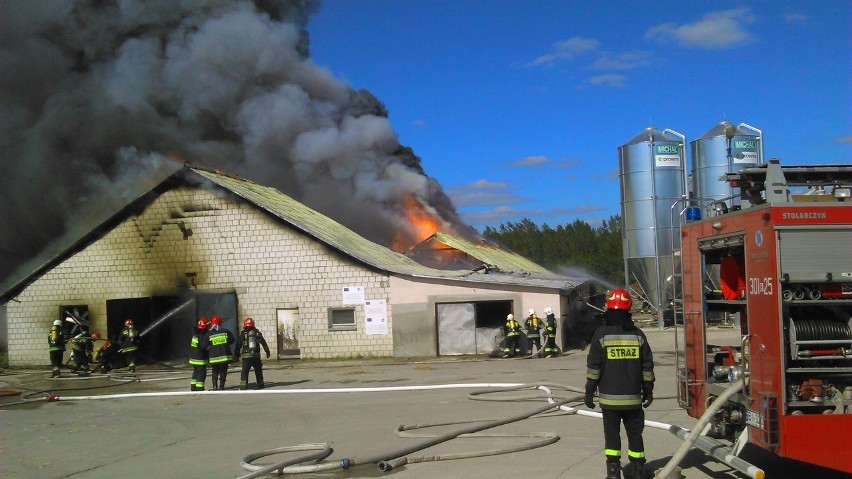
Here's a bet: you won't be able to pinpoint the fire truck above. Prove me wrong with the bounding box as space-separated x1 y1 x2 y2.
672 161 852 474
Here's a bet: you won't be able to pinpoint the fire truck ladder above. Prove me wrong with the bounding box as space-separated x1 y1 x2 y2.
670 198 715 409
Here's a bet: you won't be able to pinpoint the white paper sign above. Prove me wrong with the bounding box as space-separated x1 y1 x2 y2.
342 286 365 305
364 299 388 335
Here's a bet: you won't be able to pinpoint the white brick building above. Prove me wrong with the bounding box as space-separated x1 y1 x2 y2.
1 166 603 367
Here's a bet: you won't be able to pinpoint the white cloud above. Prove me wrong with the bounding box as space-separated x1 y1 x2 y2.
412 119 428 128
513 155 549 167
784 12 808 23
645 7 756 49
590 51 652 71
528 36 600 67
446 180 520 207
587 74 626 88
836 135 852 144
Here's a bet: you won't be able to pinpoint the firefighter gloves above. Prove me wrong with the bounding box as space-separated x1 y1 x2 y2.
585 392 596 409
642 382 654 408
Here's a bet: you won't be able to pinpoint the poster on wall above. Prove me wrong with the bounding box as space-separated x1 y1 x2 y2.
342 286 365 305
364 299 388 335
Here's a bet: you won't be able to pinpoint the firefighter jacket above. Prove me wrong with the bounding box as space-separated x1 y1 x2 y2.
188 329 209 366
70 334 93 357
524 314 541 338
207 326 235 364
586 310 654 410
544 314 557 337
236 327 270 359
48 327 66 352
504 317 521 337
120 327 139 353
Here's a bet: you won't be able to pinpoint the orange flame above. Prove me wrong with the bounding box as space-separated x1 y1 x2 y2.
392 195 441 251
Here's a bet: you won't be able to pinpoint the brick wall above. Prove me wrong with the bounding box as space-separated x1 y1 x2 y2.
6 187 393 366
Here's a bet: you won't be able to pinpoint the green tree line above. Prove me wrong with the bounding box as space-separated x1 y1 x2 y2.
482 216 623 284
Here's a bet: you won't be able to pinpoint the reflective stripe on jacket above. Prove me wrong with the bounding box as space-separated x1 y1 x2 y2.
586 317 654 410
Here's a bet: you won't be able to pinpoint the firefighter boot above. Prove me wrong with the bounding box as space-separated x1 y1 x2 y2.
628 459 647 479
212 378 219 391
51 368 60 378
605 461 622 479
239 381 247 390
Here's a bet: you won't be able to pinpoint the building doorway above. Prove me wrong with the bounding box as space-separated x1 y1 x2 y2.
436 300 512 355
276 308 300 359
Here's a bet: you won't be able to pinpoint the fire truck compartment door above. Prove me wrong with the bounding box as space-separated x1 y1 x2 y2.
778 229 852 282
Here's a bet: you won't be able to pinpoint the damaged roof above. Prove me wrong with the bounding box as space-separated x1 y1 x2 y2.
411 232 553 275
1 165 577 303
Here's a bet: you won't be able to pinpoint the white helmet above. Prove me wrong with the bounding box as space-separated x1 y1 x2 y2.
528 308 535 315
544 307 553 315
507 313 514 320
53 319 62 326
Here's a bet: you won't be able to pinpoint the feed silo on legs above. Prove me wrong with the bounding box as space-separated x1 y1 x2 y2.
691 121 762 209
618 127 687 323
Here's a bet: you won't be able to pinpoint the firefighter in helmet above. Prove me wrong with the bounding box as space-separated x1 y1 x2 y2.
524 308 542 357
585 288 654 479
48 319 66 378
207 316 235 390
542 307 559 358
235 317 271 390
502 313 522 358
70 329 94 375
92 333 116 373
120 319 140 373
188 317 210 391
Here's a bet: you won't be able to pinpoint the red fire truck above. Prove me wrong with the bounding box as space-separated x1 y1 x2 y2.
672 161 852 474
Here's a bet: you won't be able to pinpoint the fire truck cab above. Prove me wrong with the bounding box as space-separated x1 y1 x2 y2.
673 161 852 474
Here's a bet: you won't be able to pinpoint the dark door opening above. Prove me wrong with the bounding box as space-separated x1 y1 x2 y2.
106 292 237 365
436 300 513 355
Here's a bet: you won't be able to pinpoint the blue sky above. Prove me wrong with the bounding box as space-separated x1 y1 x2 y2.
307 1 851 231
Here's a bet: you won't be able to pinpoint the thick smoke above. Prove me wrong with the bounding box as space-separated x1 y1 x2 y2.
0 0 469 287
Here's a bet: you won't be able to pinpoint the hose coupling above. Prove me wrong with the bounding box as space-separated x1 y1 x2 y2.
340 457 351 469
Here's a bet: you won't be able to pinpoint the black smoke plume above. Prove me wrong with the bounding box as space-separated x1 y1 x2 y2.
0 0 470 288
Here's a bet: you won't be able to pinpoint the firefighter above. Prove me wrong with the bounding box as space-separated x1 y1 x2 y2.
48 319 66 378
585 288 654 479
207 316 235 390
524 308 542 357
235 317 271 390
502 313 522 358
93 335 116 373
542 307 559 358
189 317 210 391
69 329 94 375
120 319 140 373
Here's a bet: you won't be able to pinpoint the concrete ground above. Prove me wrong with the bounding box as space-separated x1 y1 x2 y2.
1 327 847 479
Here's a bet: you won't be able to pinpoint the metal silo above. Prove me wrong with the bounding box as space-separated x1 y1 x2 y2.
691 121 762 208
618 127 687 314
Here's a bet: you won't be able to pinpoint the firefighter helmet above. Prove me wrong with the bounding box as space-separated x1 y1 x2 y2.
244 317 254 328
91 332 101 339
528 308 535 315
606 288 633 310
53 319 62 326
210 316 222 326
544 307 553 315
197 318 209 329
507 313 514 321
103 340 111 348
124 319 134 327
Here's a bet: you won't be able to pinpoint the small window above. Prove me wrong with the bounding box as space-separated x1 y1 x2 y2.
328 307 356 331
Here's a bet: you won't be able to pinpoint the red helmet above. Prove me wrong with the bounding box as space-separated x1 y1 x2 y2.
124 319 134 327
103 340 111 348
606 288 633 310
210 316 222 326
197 317 209 329
244 317 254 328
91 332 101 339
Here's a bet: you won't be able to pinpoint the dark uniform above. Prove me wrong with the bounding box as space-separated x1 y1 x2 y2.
48 321 66 377
120 320 140 373
93 340 116 373
502 314 522 358
542 310 559 358
207 318 235 390
524 310 542 357
189 318 209 391
70 332 93 375
235 318 271 390
585 289 654 479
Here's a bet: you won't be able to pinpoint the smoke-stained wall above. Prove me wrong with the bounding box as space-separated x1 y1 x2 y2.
5 186 394 366
0 0 468 289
